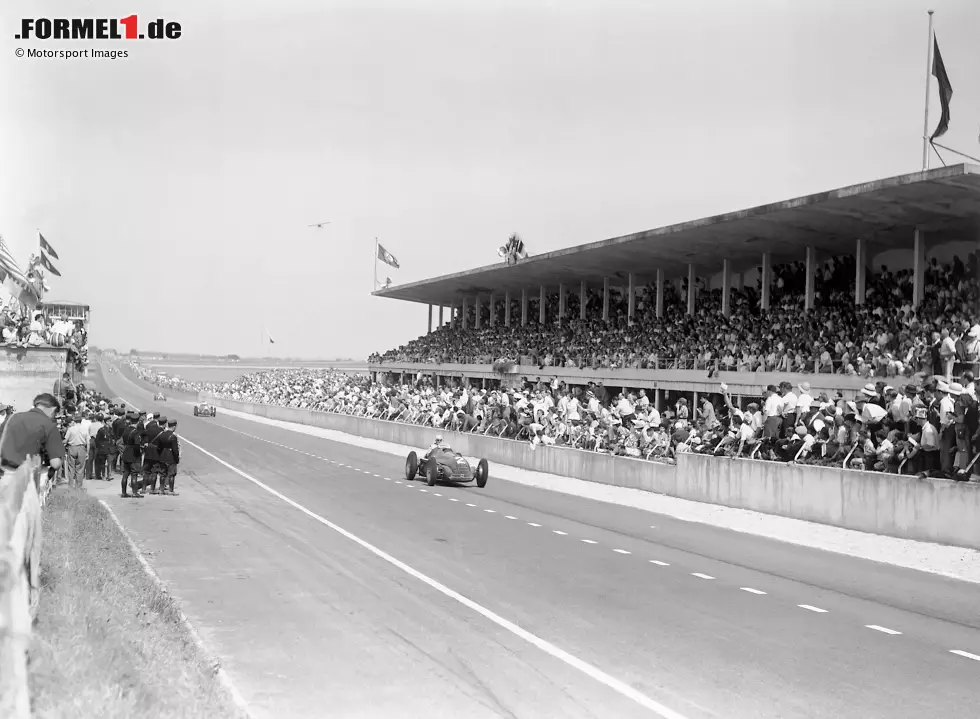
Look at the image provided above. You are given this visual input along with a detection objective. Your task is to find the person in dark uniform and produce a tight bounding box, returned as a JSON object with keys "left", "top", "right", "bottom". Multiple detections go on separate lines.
{"left": 0, "top": 393, "right": 65, "bottom": 475}
{"left": 109, "top": 408, "right": 126, "bottom": 474}
{"left": 94, "top": 415, "right": 115, "bottom": 480}
{"left": 157, "top": 418, "right": 180, "bottom": 495}
{"left": 141, "top": 412, "right": 165, "bottom": 494}
{"left": 120, "top": 413, "right": 144, "bottom": 498}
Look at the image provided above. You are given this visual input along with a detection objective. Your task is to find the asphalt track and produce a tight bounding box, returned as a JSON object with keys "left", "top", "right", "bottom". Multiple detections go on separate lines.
{"left": 90, "top": 366, "right": 980, "bottom": 719}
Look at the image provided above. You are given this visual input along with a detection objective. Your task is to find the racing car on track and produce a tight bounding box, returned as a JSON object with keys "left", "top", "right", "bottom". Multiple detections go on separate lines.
{"left": 153, "top": 392, "right": 166, "bottom": 401}
{"left": 405, "top": 447, "right": 489, "bottom": 488}
{"left": 193, "top": 402, "right": 217, "bottom": 417}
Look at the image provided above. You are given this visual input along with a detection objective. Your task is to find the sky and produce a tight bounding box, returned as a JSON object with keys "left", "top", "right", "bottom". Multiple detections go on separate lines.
{"left": 1, "top": 0, "right": 978, "bottom": 359}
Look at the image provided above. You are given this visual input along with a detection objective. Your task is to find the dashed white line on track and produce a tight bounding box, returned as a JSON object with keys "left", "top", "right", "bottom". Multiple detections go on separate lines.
{"left": 691, "top": 573, "right": 714, "bottom": 580}
{"left": 553, "top": 530, "right": 568, "bottom": 535}
{"left": 176, "top": 435, "right": 692, "bottom": 719}
{"left": 740, "top": 587, "right": 767, "bottom": 595}
{"left": 581, "top": 539, "right": 598, "bottom": 544}
{"left": 798, "top": 605, "right": 828, "bottom": 613}
{"left": 449, "top": 498, "right": 459, "bottom": 502}
{"left": 505, "top": 515, "right": 517, "bottom": 520}
{"left": 466, "top": 503, "right": 477, "bottom": 507}
{"left": 613, "top": 549, "right": 631, "bottom": 555}
{"left": 528, "top": 523, "right": 541, "bottom": 527}
{"left": 866, "top": 625, "right": 901, "bottom": 635}
{"left": 485, "top": 509, "right": 496, "bottom": 513}
{"left": 950, "top": 650, "right": 980, "bottom": 662}
{"left": 419, "top": 489, "right": 428, "bottom": 493}
{"left": 650, "top": 560, "right": 670, "bottom": 566}
{"left": 434, "top": 493, "right": 442, "bottom": 496}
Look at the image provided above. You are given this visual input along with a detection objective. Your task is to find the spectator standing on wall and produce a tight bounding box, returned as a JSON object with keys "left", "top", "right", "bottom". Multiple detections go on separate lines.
{"left": 52, "top": 371, "right": 75, "bottom": 401}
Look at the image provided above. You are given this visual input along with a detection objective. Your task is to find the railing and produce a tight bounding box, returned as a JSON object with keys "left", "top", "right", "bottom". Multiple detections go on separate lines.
{"left": 0, "top": 456, "right": 47, "bottom": 719}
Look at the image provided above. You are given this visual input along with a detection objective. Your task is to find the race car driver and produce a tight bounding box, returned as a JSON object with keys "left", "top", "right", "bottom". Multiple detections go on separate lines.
{"left": 424, "top": 434, "right": 451, "bottom": 460}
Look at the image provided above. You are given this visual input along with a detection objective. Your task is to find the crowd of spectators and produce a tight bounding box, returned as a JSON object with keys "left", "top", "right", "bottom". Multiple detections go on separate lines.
{"left": 0, "top": 302, "right": 90, "bottom": 372}
{"left": 131, "top": 359, "right": 980, "bottom": 481}
{"left": 369, "top": 253, "right": 980, "bottom": 381}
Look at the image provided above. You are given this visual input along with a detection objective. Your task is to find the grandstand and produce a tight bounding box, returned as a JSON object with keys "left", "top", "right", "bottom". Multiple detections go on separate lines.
{"left": 370, "top": 163, "right": 980, "bottom": 400}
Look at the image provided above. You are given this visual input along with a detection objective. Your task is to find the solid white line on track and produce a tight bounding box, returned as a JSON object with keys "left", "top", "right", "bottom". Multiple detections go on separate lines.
{"left": 177, "top": 436, "right": 693, "bottom": 719}
{"left": 650, "top": 560, "right": 670, "bottom": 566}
{"left": 740, "top": 588, "right": 767, "bottom": 595}
{"left": 613, "top": 549, "right": 631, "bottom": 555}
{"left": 553, "top": 530, "right": 568, "bottom": 535}
{"left": 865, "top": 625, "right": 901, "bottom": 635}
{"left": 950, "top": 650, "right": 980, "bottom": 662}
{"left": 691, "top": 573, "right": 714, "bottom": 580}
{"left": 798, "top": 605, "right": 828, "bottom": 613}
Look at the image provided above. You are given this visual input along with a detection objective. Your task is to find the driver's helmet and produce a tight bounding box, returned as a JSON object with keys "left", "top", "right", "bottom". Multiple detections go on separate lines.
{"left": 434, "top": 435, "right": 443, "bottom": 445}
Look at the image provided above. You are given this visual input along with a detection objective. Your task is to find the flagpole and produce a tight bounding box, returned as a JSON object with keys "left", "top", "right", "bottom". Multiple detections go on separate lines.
{"left": 921, "top": 10, "right": 935, "bottom": 171}
{"left": 374, "top": 237, "right": 378, "bottom": 291}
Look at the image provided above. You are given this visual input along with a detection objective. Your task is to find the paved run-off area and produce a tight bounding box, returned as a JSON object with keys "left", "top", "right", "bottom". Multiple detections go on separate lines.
{"left": 90, "top": 367, "right": 980, "bottom": 719}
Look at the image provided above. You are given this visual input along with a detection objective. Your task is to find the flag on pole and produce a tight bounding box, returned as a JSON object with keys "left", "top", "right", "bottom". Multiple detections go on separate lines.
{"left": 377, "top": 244, "right": 400, "bottom": 269}
{"left": 39, "top": 232, "right": 60, "bottom": 260}
{"left": 268, "top": 334, "right": 275, "bottom": 344}
{"left": 39, "top": 251, "right": 61, "bottom": 277}
{"left": 0, "top": 235, "right": 35, "bottom": 304}
{"left": 930, "top": 35, "right": 953, "bottom": 141}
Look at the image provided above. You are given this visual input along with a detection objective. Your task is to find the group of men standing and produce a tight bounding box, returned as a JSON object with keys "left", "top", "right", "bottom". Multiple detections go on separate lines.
{"left": 61, "top": 405, "right": 181, "bottom": 497}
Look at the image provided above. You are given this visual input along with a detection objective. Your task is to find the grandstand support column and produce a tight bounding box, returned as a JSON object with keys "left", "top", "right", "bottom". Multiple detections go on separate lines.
{"left": 539, "top": 286, "right": 546, "bottom": 324}
{"left": 450, "top": 305, "right": 456, "bottom": 330}
{"left": 521, "top": 289, "right": 528, "bottom": 327}
{"left": 602, "top": 278, "right": 610, "bottom": 322}
{"left": 558, "top": 284, "right": 566, "bottom": 324}
{"left": 686, "top": 264, "right": 696, "bottom": 316}
{"left": 438, "top": 305, "right": 444, "bottom": 328}
{"left": 627, "top": 273, "right": 635, "bottom": 322}
{"left": 804, "top": 246, "right": 816, "bottom": 312}
{"left": 913, "top": 229, "right": 926, "bottom": 306}
{"left": 579, "top": 281, "right": 587, "bottom": 320}
{"left": 761, "top": 252, "right": 772, "bottom": 311}
{"left": 855, "top": 239, "right": 867, "bottom": 305}
{"left": 489, "top": 293, "right": 496, "bottom": 328}
{"left": 656, "top": 269, "right": 664, "bottom": 319}
{"left": 428, "top": 304, "right": 433, "bottom": 334}
{"left": 474, "top": 295, "right": 481, "bottom": 330}
{"left": 721, "top": 260, "right": 731, "bottom": 318}
{"left": 461, "top": 297, "right": 468, "bottom": 329}
{"left": 505, "top": 291, "right": 512, "bottom": 327}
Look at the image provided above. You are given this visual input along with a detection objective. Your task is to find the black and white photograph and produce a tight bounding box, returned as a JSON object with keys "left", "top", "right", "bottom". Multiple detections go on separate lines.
{"left": 1, "top": 1, "right": 979, "bottom": 717}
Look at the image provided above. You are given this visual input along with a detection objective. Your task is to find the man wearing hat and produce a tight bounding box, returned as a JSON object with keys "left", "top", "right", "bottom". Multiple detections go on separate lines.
{"left": 158, "top": 419, "right": 180, "bottom": 494}
{"left": 63, "top": 413, "right": 89, "bottom": 488}
{"left": 120, "top": 412, "right": 144, "bottom": 498}
{"left": 0, "top": 393, "right": 65, "bottom": 476}
{"left": 110, "top": 407, "right": 128, "bottom": 474}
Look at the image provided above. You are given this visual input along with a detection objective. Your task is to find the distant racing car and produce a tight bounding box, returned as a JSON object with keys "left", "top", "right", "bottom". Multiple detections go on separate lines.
{"left": 193, "top": 402, "right": 217, "bottom": 417}
{"left": 405, "top": 446, "right": 489, "bottom": 488}
{"left": 153, "top": 392, "right": 166, "bottom": 401}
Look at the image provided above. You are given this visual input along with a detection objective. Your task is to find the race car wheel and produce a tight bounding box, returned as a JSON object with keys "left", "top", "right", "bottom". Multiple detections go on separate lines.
{"left": 426, "top": 464, "right": 438, "bottom": 487}
{"left": 476, "top": 459, "right": 489, "bottom": 488}
{"left": 405, "top": 451, "right": 418, "bottom": 481}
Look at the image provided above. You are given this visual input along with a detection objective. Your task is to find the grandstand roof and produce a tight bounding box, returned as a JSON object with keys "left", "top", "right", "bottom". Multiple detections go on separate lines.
{"left": 374, "top": 163, "right": 980, "bottom": 307}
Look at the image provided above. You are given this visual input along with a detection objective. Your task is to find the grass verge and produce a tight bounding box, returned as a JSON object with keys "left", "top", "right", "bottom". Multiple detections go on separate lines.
{"left": 28, "top": 486, "right": 245, "bottom": 719}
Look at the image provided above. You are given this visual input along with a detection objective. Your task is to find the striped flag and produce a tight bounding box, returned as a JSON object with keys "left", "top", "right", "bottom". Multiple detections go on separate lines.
{"left": 0, "top": 235, "right": 29, "bottom": 287}
{"left": 39, "top": 232, "right": 59, "bottom": 260}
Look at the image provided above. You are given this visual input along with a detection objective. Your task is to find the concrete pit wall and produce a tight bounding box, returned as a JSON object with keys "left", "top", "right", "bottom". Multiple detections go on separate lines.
{"left": 0, "top": 347, "right": 69, "bottom": 412}
{"left": 202, "top": 394, "right": 980, "bottom": 550}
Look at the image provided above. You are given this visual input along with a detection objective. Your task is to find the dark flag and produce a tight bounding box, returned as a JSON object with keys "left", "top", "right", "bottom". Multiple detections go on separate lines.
{"left": 39, "top": 251, "right": 61, "bottom": 277}
{"left": 39, "top": 232, "right": 60, "bottom": 260}
{"left": 930, "top": 35, "right": 953, "bottom": 141}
